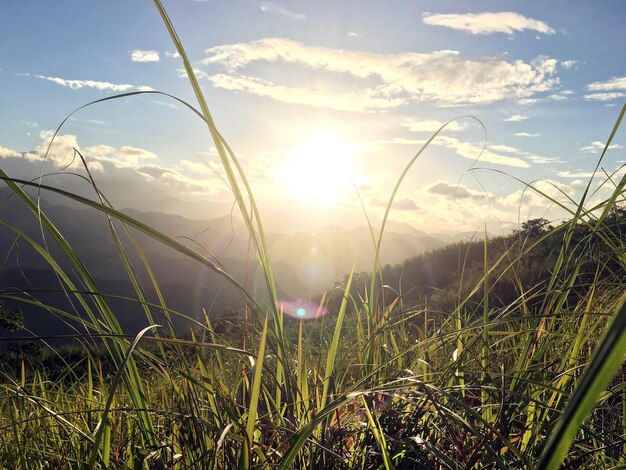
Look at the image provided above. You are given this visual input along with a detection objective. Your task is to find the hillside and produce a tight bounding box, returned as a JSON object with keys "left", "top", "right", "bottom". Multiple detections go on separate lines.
{"left": 333, "top": 211, "right": 626, "bottom": 317}
{"left": 0, "top": 189, "right": 448, "bottom": 338}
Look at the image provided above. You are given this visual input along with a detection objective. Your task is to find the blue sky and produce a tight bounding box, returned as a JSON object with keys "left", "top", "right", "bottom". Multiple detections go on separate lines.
{"left": 1, "top": 0, "right": 625, "bottom": 233}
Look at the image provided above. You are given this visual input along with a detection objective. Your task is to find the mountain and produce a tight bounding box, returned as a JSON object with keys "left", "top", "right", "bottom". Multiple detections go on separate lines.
{"left": 0, "top": 190, "right": 448, "bottom": 337}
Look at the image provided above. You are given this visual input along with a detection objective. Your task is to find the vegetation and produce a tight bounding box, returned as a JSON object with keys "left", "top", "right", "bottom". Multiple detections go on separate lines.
{"left": 1, "top": 2, "right": 626, "bottom": 468}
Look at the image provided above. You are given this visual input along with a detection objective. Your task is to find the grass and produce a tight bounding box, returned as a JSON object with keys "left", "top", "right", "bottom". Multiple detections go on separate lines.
{"left": 1, "top": 1, "right": 626, "bottom": 468}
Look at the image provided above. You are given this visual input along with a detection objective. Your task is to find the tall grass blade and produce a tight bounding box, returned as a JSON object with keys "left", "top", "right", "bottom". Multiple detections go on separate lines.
{"left": 87, "top": 324, "right": 160, "bottom": 468}
{"left": 537, "top": 293, "right": 626, "bottom": 469}
{"left": 241, "top": 312, "right": 269, "bottom": 467}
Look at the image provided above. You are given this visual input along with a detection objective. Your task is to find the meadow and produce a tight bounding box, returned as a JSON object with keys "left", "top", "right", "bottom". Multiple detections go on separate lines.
{"left": 1, "top": 2, "right": 626, "bottom": 468}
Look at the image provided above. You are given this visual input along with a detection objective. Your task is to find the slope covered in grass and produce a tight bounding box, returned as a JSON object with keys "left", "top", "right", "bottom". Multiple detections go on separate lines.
{"left": 1, "top": 1, "right": 626, "bottom": 467}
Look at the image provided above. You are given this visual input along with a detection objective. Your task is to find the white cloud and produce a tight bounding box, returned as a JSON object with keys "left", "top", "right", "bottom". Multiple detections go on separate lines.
{"left": 35, "top": 75, "right": 139, "bottom": 92}
{"left": 543, "top": 89, "right": 574, "bottom": 102}
{"left": 207, "top": 73, "right": 403, "bottom": 112}
{"left": 503, "top": 114, "right": 530, "bottom": 122}
{"left": 588, "top": 76, "right": 626, "bottom": 92}
{"left": 164, "top": 51, "right": 180, "bottom": 58}
{"left": 580, "top": 141, "right": 623, "bottom": 154}
{"left": 131, "top": 49, "right": 160, "bottom": 62}
{"left": 517, "top": 98, "right": 540, "bottom": 106}
{"left": 137, "top": 164, "right": 175, "bottom": 179}
{"left": 560, "top": 60, "right": 578, "bottom": 70}
{"left": 490, "top": 144, "right": 519, "bottom": 153}
{"left": 546, "top": 93, "right": 568, "bottom": 101}
{"left": 584, "top": 92, "right": 626, "bottom": 102}
{"left": 0, "top": 133, "right": 226, "bottom": 200}
{"left": 86, "top": 144, "right": 157, "bottom": 167}
{"left": 422, "top": 11, "right": 555, "bottom": 35}
{"left": 34, "top": 130, "right": 82, "bottom": 168}
{"left": 525, "top": 153, "right": 560, "bottom": 164}
{"left": 584, "top": 76, "right": 626, "bottom": 101}
{"left": 433, "top": 135, "right": 530, "bottom": 168}
{"left": 370, "top": 197, "right": 421, "bottom": 211}
{"left": 372, "top": 137, "right": 424, "bottom": 146}
{"left": 402, "top": 118, "right": 464, "bottom": 133}
{"left": 514, "top": 132, "right": 540, "bottom": 137}
{"left": 557, "top": 170, "right": 595, "bottom": 178}
{"left": 68, "top": 117, "right": 108, "bottom": 126}
{"left": 258, "top": 2, "right": 305, "bottom": 20}
{"left": 200, "top": 38, "right": 560, "bottom": 110}
{"left": 180, "top": 159, "right": 221, "bottom": 178}
{"left": 496, "top": 179, "right": 580, "bottom": 215}
{"left": 427, "top": 181, "right": 489, "bottom": 202}
{"left": 348, "top": 32, "right": 361, "bottom": 38}
{"left": 0, "top": 145, "right": 20, "bottom": 158}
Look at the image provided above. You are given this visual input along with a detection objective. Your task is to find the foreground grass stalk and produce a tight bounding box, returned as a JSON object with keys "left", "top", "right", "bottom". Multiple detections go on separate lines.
{"left": 1, "top": 3, "right": 625, "bottom": 468}
{"left": 482, "top": 225, "right": 491, "bottom": 424}
{"left": 537, "top": 293, "right": 626, "bottom": 469}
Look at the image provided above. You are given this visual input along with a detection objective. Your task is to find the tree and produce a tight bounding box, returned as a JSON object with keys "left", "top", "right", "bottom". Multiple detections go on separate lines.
{"left": 520, "top": 218, "right": 553, "bottom": 238}
{"left": 0, "top": 301, "right": 24, "bottom": 332}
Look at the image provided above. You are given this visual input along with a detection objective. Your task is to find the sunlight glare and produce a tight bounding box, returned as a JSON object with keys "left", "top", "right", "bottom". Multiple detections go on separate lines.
{"left": 279, "top": 132, "right": 364, "bottom": 205}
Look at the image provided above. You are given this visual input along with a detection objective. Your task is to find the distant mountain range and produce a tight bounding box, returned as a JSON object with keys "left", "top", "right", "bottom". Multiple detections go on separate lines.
{"left": 0, "top": 189, "right": 462, "bottom": 337}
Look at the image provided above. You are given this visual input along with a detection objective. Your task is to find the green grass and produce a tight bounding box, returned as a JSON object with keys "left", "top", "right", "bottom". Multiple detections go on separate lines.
{"left": 1, "top": 1, "right": 626, "bottom": 468}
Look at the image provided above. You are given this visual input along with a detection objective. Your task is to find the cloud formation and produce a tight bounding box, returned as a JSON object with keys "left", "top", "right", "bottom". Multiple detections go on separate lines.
{"left": 503, "top": 114, "right": 530, "bottom": 122}
{"left": 258, "top": 2, "right": 305, "bottom": 20}
{"left": 579, "top": 141, "right": 623, "bottom": 154}
{"left": 560, "top": 60, "right": 578, "bottom": 70}
{"left": 584, "top": 75, "right": 626, "bottom": 101}
{"left": 370, "top": 197, "right": 420, "bottom": 211}
{"left": 0, "top": 145, "right": 20, "bottom": 158}
{"left": 206, "top": 73, "right": 402, "bottom": 112}
{"left": 588, "top": 76, "right": 626, "bottom": 92}
{"left": 86, "top": 144, "right": 158, "bottom": 167}
{"left": 1, "top": 131, "right": 227, "bottom": 199}
{"left": 402, "top": 118, "right": 465, "bottom": 133}
{"left": 422, "top": 12, "right": 555, "bottom": 36}
{"left": 432, "top": 135, "right": 531, "bottom": 168}
{"left": 131, "top": 49, "right": 160, "bottom": 62}
{"left": 427, "top": 181, "right": 488, "bottom": 202}
{"left": 200, "top": 38, "right": 559, "bottom": 110}
{"left": 514, "top": 132, "right": 540, "bottom": 137}
{"left": 35, "top": 75, "right": 147, "bottom": 92}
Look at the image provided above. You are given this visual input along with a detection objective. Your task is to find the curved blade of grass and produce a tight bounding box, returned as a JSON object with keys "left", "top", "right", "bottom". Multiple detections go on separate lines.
{"left": 87, "top": 324, "right": 160, "bottom": 468}
{"left": 0, "top": 170, "right": 159, "bottom": 447}
{"left": 320, "top": 265, "right": 355, "bottom": 412}
{"left": 537, "top": 292, "right": 626, "bottom": 469}
{"left": 278, "top": 391, "right": 366, "bottom": 470}
{"left": 152, "top": 0, "right": 279, "bottom": 313}
{"left": 1, "top": 383, "right": 95, "bottom": 444}
{"left": 0, "top": 175, "right": 260, "bottom": 311}
{"left": 151, "top": 3, "right": 301, "bottom": 413}
{"left": 371, "top": 117, "right": 483, "bottom": 288}
{"left": 240, "top": 312, "right": 269, "bottom": 468}
{"left": 362, "top": 395, "right": 396, "bottom": 470}
{"left": 77, "top": 149, "right": 172, "bottom": 337}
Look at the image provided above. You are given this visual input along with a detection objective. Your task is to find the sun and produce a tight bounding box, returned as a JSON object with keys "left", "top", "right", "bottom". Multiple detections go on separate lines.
{"left": 278, "top": 132, "right": 364, "bottom": 206}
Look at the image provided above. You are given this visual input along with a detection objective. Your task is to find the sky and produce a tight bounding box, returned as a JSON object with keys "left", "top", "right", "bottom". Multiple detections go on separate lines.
{"left": 1, "top": 0, "right": 625, "bottom": 235}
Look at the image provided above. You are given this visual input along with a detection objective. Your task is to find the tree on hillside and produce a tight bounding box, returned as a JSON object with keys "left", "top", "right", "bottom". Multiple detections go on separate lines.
{"left": 520, "top": 218, "right": 553, "bottom": 238}
{"left": 0, "top": 301, "right": 23, "bottom": 333}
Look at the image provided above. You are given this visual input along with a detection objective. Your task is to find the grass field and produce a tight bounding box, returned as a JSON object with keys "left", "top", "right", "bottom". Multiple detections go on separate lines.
{"left": 1, "top": 2, "right": 626, "bottom": 468}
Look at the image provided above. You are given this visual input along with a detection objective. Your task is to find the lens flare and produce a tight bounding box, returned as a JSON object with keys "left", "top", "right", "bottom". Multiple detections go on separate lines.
{"left": 281, "top": 299, "right": 326, "bottom": 320}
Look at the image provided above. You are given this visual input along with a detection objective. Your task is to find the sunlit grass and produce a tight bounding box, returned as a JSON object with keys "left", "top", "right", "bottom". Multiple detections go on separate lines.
{"left": 1, "top": 1, "right": 626, "bottom": 468}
